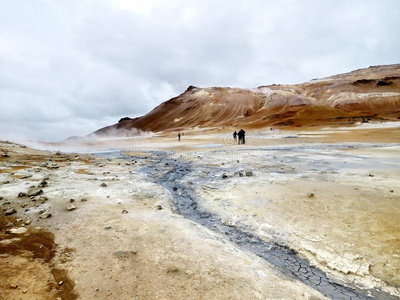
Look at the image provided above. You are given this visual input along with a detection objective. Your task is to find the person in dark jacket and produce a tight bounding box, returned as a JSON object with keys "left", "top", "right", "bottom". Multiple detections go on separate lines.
{"left": 233, "top": 131, "right": 238, "bottom": 144}
{"left": 238, "top": 129, "right": 246, "bottom": 144}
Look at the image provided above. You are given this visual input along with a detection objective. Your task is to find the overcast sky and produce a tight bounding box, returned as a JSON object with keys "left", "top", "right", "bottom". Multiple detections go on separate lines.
{"left": 1, "top": 0, "right": 399, "bottom": 141}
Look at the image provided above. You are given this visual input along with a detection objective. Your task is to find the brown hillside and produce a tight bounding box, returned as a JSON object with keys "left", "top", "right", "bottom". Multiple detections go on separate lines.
{"left": 93, "top": 64, "right": 400, "bottom": 136}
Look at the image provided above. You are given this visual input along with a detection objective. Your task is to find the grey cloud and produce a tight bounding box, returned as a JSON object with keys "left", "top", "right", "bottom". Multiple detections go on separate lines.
{"left": 0, "top": 0, "right": 399, "bottom": 141}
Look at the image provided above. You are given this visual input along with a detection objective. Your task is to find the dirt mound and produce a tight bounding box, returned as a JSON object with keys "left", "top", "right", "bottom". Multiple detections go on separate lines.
{"left": 93, "top": 64, "right": 400, "bottom": 136}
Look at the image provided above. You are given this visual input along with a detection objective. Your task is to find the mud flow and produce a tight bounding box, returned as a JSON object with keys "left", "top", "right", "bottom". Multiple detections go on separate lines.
{"left": 128, "top": 150, "right": 399, "bottom": 300}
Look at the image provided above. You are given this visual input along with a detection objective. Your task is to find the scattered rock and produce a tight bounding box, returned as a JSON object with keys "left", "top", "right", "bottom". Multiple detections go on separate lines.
{"left": 66, "top": 204, "right": 77, "bottom": 211}
{"left": 48, "top": 163, "right": 59, "bottom": 169}
{"left": 38, "top": 180, "right": 48, "bottom": 188}
{"left": 156, "top": 205, "right": 163, "bottom": 210}
{"left": 18, "top": 192, "right": 26, "bottom": 197}
{"left": 369, "top": 173, "right": 374, "bottom": 177}
{"left": 20, "top": 174, "right": 32, "bottom": 179}
{"left": 5, "top": 208, "right": 16, "bottom": 215}
{"left": 25, "top": 220, "right": 31, "bottom": 225}
{"left": 38, "top": 196, "right": 48, "bottom": 202}
{"left": 104, "top": 226, "right": 112, "bottom": 230}
{"left": 390, "top": 190, "right": 394, "bottom": 193}
{"left": 100, "top": 183, "right": 107, "bottom": 187}
{"left": 245, "top": 171, "right": 253, "bottom": 176}
{"left": 69, "top": 199, "right": 75, "bottom": 203}
{"left": 27, "top": 188, "right": 43, "bottom": 197}
{"left": 307, "top": 193, "right": 315, "bottom": 198}
{"left": 221, "top": 173, "right": 228, "bottom": 179}
{"left": 40, "top": 211, "right": 52, "bottom": 219}
{"left": 10, "top": 227, "right": 28, "bottom": 234}
{"left": 121, "top": 209, "right": 129, "bottom": 214}
{"left": 81, "top": 198, "right": 88, "bottom": 202}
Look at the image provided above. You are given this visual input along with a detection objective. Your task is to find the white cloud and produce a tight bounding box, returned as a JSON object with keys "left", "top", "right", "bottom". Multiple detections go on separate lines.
{"left": 0, "top": 0, "right": 399, "bottom": 141}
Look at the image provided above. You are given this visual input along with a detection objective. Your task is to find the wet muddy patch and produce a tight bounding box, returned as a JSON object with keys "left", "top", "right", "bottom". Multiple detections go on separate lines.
{"left": 0, "top": 216, "right": 77, "bottom": 300}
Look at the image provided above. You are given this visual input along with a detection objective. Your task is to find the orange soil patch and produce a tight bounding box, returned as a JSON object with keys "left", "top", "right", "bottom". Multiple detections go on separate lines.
{"left": 0, "top": 217, "right": 77, "bottom": 300}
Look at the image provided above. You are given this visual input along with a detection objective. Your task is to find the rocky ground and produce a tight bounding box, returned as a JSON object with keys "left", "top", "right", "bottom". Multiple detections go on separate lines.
{"left": 1, "top": 123, "right": 399, "bottom": 299}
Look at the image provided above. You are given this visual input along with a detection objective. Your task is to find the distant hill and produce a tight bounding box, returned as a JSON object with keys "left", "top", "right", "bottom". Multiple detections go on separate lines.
{"left": 93, "top": 64, "right": 400, "bottom": 136}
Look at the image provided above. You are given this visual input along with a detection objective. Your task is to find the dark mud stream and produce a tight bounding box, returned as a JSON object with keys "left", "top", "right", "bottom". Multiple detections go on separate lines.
{"left": 124, "top": 150, "right": 398, "bottom": 300}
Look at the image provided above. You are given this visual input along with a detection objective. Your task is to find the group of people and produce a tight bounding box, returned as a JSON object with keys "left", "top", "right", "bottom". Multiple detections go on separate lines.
{"left": 233, "top": 129, "right": 246, "bottom": 144}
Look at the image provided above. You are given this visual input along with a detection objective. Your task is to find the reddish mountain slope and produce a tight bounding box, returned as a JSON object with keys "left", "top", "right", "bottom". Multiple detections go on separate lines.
{"left": 93, "top": 64, "right": 400, "bottom": 136}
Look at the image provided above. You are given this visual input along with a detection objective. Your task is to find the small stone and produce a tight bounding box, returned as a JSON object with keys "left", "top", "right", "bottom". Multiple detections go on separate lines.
{"left": 245, "top": 171, "right": 253, "bottom": 176}
{"left": 221, "top": 173, "right": 228, "bottom": 179}
{"left": 48, "top": 163, "right": 59, "bottom": 169}
{"left": 18, "top": 192, "right": 26, "bottom": 197}
{"left": 121, "top": 209, "right": 128, "bottom": 214}
{"left": 38, "top": 196, "right": 48, "bottom": 202}
{"left": 69, "top": 199, "right": 75, "bottom": 203}
{"left": 38, "top": 180, "right": 48, "bottom": 188}
{"left": 100, "top": 183, "right": 107, "bottom": 187}
{"left": 156, "top": 205, "right": 163, "bottom": 210}
{"left": 10, "top": 284, "right": 18, "bottom": 289}
{"left": 23, "top": 289, "right": 28, "bottom": 293}
{"left": 66, "top": 204, "right": 77, "bottom": 211}
{"left": 58, "top": 281, "right": 63, "bottom": 285}
{"left": 25, "top": 220, "right": 31, "bottom": 225}
{"left": 40, "top": 212, "right": 52, "bottom": 219}
{"left": 104, "top": 226, "right": 112, "bottom": 230}
{"left": 16, "top": 218, "right": 23, "bottom": 222}
{"left": 27, "top": 188, "right": 43, "bottom": 197}
{"left": 5, "top": 208, "right": 16, "bottom": 215}
{"left": 10, "top": 227, "right": 28, "bottom": 234}
{"left": 369, "top": 173, "right": 374, "bottom": 177}
{"left": 390, "top": 190, "right": 394, "bottom": 193}
{"left": 81, "top": 198, "right": 88, "bottom": 202}
{"left": 307, "top": 193, "right": 315, "bottom": 198}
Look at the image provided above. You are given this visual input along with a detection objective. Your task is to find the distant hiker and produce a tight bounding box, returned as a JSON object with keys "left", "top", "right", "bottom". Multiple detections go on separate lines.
{"left": 237, "top": 129, "right": 243, "bottom": 144}
{"left": 238, "top": 129, "right": 246, "bottom": 144}
{"left": 178, "top": 133, "right": 181, "bottom": 141}
{"left": 233, "top": 131, "right": 237, "bottom": 144}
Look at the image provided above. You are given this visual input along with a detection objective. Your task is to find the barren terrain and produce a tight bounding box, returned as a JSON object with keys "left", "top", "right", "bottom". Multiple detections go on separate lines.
{"left": 1, "top": 122, "right": 400, "bottom": 299}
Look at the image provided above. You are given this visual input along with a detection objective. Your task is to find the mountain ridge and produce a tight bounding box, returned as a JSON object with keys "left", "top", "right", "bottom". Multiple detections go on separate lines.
{"left": 93, "top": 64, "right": 400, "bottom": 136}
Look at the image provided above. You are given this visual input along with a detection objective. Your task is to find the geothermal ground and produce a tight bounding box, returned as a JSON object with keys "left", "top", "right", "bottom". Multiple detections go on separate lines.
{"left": 1, "top": 123, "right": 400, "bottom": 299}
